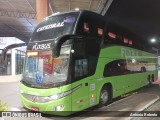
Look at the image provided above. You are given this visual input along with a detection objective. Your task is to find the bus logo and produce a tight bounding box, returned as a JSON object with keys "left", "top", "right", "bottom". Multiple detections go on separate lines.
{"left": 32, "top": 43, "right": 51, "bottom": 50}
{"left": 36, "top": 74, "right": 42, "bottom": 84}
{"left": 36, "top": 22, "right": 64, "bottom": 32}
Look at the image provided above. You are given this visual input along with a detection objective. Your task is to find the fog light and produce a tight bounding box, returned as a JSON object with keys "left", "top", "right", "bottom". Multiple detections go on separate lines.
{"left": 20, "top": 90, "right": 24, "bottom": 93}
{"left": 55, "top": 105, "right": 64, "bottom": 111}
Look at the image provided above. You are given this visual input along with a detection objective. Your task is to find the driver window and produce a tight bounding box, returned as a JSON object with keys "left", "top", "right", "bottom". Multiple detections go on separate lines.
{"left": 75, "top": 59, "right": 88, "bottom": 78}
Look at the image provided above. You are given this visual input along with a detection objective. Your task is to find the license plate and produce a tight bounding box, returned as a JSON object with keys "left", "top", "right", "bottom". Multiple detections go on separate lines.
{"left": 31, "top": 106, "right": 39, "bottom": 111}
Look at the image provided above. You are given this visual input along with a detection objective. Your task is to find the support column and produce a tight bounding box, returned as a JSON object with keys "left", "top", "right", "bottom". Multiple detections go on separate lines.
{"left": 11, "top": 49, "right": 16, "bottom": 75}
{"left": 36, "top": 0, "right": 49, "bottom": 24}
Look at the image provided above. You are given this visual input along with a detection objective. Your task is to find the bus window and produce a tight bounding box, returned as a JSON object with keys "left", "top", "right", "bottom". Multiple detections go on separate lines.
{"left": 124, "top": 38, "right": 129, "bottom": 44}
{"left": 98, "top": 28, "right": 103, "bottom": 36}
{"left": 72, "top": 37, "right": 100, "bottom": 81}
{"left": 30, "top": 12, "right": 79, "bottom": 42}
{"left": 103, "top": 32, "right": 117, "bottom": 45}
{"left": 108, "top": 32, "right": 116, "bottom": 39}
{"left": 103, "top": 59, "right": 148, "bottom": 77}
{"left": 75, "top": 59, "right": 88, "bottom": 78}
{"left": 73, "top": 39, "right": 86, "bottom": 57}
{"left": 84, "top": 22, "right": 90, "bottom": 33}
{"left": 129, "top": 40, "right": 132, "bottom": 45}
{"left": 76, "top": 12, "right": 105, "bottom": 39}
{"left": 103, "top": 60, "right": 131, "bottom": 77}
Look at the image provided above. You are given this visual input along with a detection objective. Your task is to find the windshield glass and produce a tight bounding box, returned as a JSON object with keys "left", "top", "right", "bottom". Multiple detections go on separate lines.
{"left": 22, "top": 45, "right": 71, "bottom": 88}
{"left": 30, "top": 12, "right": 79, "bottom": 42}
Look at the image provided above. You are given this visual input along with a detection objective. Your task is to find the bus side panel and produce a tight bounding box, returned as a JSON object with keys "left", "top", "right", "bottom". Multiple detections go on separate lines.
{"left": 95, "top": 58, "right": 125, "bottom": 102}
{"left": 96, "top": 46, "right": 158, "bottom": 101}
{"left": 123, "top": 73, "right": 146, "bottom": 94}
{"left": 71, "top": 78, "right": 90, "bottom": 111}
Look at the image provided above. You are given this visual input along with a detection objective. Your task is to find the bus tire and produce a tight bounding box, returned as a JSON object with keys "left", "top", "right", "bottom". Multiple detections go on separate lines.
{"left": 152, "top": 74, "right": 154, "bottom": 82}
{"left": 99, "top": 86, "right": 111, "bottom": 107}
{"left": 147, "top": 75, "right": 152, "bottom": 87}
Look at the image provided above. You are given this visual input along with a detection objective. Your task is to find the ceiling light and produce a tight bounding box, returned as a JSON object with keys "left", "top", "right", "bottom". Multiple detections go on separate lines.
{"left": 75, "top": 8, "right": 79, "bottom": 11}
{"left": 151, "top": 38, "right": 156, "bottom": 43}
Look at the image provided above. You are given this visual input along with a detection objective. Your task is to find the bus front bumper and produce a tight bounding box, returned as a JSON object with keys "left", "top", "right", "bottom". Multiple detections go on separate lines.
{"left": 20, "top": 94, "right": 72, "bottom": 116}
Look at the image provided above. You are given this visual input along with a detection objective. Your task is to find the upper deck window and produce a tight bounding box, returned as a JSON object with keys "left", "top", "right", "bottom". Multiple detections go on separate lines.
{"left": 124, "top": 38, "right": 129, "bottom": 44}
{"left": 108, "top": 32, "right": 116, "bottom": 39}
{"left": 84, "top": 22, "right": 90, "bottom": 33}
{"left": 129, "top": 40, "right": 133, "bottom": 45}
{"left": 98, "top": 28, "right": 103, "bottom": 36}
{"left": 76, "top": 12, "right": 105, "bottom": 39}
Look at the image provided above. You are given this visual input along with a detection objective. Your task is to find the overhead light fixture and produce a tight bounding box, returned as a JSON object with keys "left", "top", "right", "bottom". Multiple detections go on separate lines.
{"left": 75, "top": 8, "right": 79, "bottom": 11}
{"left": 52, "top": 12, "right": 60, "bottom": 15}
{"left": 45, "top": 17, "right": 49, "bottom": 21}
{"left": 151, "top": 38, "right": 156, "bottom": 43}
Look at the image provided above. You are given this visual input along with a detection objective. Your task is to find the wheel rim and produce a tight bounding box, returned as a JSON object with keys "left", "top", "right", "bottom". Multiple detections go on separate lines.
{"left": 147, "top": 77, "right": 152, "bottom": 87}
{"left": 100, "top": 90, "right": 108, "bottom": 105}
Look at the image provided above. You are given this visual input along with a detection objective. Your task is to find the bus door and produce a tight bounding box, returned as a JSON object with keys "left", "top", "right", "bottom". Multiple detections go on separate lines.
{"left": 70, "top": 38, "right": 90, "bottom": 111}
{"left": 71, "top": 58, "right": 98, "bottom": 111}
{"left": 71, "top": 58, "right": 90, "bottom": 111}
{"left": 70, "top": 36, "right": 100, "bottom": 111}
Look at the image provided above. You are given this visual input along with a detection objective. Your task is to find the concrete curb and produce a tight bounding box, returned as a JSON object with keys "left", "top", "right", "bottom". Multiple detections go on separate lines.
{"left": 138, "top": 94, "right": 159, "bottom": 111}
{"left": 130, "top": 94, "right": 160, "bottom": 120}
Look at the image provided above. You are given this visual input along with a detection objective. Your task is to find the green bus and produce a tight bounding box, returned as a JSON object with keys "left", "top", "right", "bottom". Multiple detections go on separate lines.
{"left": 19, "top": 10, "right": 157, "bottom": 115}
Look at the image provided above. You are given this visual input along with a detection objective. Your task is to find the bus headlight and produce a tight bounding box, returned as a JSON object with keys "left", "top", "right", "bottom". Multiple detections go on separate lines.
{"left": 50, "top": 94, "right": 60, "bottom": 100}
{"left": 50, "top": 90, "right": 72, "bottom": 100}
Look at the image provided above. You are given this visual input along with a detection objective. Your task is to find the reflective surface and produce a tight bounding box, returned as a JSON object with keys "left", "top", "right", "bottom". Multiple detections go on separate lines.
{"left": 22, "top": 45, "right": 71, "bottom": 88}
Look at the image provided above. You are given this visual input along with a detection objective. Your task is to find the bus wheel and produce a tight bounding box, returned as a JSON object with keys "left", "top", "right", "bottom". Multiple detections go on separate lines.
{"left": 152, "top": 75, "right": 154, "bottom": 82}
{"left": 99, "top": 86, "right": 111, "bottom": 107}
{"left": 147, "top": 76, "right": 152, "bottom": 87}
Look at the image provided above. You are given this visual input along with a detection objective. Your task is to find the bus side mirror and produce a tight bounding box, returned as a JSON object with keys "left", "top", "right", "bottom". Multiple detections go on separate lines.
{"left": 52, "top": 34, "right": 83, "bottom": 57}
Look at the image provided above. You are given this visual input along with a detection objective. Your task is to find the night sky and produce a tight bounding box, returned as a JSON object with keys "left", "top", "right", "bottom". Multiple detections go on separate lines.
{"left": 105, "top": 0, "right": 160, "bottom": 46}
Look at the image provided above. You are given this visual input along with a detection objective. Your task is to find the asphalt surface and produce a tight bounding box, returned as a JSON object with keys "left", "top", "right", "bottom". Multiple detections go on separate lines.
{"left": 0, "top": 81, "right": 160, "bottom": 120}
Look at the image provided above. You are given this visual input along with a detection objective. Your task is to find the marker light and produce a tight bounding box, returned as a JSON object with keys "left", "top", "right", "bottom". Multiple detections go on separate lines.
{"left": 20, "top": 90, "right": 24, "bottom": 93}
{"left": 132, "top": 59, "right": 136, "bottom": 63}
{"left": 27, "top": 51, "right": 38, "bottom": 56}
{"left": 91, "top": 94, "right": 94, "bottom": 98}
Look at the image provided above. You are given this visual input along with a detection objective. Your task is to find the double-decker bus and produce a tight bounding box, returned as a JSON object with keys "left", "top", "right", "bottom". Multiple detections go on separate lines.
{"left": 14, "top": 10, "right": 157, "bottom": 115}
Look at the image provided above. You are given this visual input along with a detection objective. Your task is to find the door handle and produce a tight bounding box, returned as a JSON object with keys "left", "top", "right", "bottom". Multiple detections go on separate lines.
{"left": 85, "top": 83, "right": 88, "bottom": 86}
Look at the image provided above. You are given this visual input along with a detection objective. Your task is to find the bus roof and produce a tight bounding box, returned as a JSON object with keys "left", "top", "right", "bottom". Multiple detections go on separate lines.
{"left": 41, "top": 10, "right": 104, "bottom": 22}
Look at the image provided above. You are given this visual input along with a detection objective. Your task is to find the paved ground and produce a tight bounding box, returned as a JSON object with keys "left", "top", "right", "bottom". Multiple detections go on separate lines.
{"left": 0, "top": 81, "right": 160, "bottom": 120}
{"left": 0, "top": 82, "right": 23, "bottom": 111}
{"left": 132, "top": 99, "right": 160, "bottom": 120}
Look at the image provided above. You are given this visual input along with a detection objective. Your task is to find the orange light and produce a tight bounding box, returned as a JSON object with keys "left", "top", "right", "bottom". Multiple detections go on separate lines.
{"left": 80, "top": 100, "right": 83, "bottom": 102}
{"left": 91, "top": 94, "right": 94, "bottom": 98}
{"left": 27, "top": 51, "right": 38, "bottom": 56}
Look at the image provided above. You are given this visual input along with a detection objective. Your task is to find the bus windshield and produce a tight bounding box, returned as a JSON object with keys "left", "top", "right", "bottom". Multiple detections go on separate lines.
{"left": 22, "top": 45, "right": 71, "bottom": 88}
{"left": 30, "top": 12, "right": 79, "bottom": 42}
